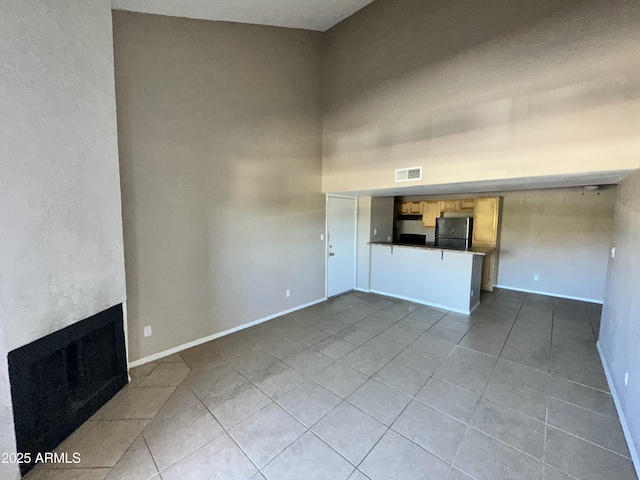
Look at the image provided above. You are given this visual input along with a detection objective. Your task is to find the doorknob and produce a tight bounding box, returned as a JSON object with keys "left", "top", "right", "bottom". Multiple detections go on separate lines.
{"left": 329, "top": 252, "right": 336, "bottom": 256}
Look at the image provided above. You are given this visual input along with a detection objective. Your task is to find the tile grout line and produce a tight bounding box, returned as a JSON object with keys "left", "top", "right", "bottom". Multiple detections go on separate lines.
{"left": 548, "top": 394, "right": 621, "bottom": 420}
{"left": 544, "top": 424, "right": 634, "bottom": 460}
{"left": 495, "top": 300, "right": 525, "bottom": 359}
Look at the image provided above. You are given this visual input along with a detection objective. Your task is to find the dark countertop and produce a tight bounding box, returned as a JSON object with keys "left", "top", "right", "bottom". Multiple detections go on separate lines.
{"left": 369, "top": 242, "right": 496, "bottom": 256}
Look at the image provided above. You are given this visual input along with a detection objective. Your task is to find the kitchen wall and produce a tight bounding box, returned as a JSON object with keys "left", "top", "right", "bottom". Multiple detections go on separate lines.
{"left": 497, "top": 187, "right": 614, "bottom": 302}
{"left": 113, "top": 12, "right": 325, "bottom": 362}
{"left": 356, "top": 196, "right": 401, "bottom": 291}
{"left": 599, "top": 169, "right": 640, "bottom": 470}
{"left": 401, "top": 186, "right": 616, "bottom": 302}
{"left": 370, "top": 197, "right": 395, "bottom": 243}
{"left": 0, "top": 1, "right": 125, "bottom": 473}
{"left": 356, "top": 197, "right": 372, "bottom": 291}
{"left": 322, "top": 0, "right": 640, "bottom": 193}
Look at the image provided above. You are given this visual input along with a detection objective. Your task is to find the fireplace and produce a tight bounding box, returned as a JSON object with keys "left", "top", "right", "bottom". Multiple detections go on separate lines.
{"left": 8, "top": 305, "right": 128, "bottom": 474}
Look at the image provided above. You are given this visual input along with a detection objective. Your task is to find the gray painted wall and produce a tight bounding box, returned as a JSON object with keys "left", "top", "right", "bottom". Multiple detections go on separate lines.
{"left": 370, "top": 197, "right": 395, "bottom": 243}
{"left": 322, "top": 0, "right": 640, "bottom": 193}
{"left": 497, "top": 187, "right": 615, "bottom": 302}
{"left": 113, "top": 12, "right": 326, "bottom": 362}
{"left": 0, "top": 1, "right": 125, "bottom": 472}
{"left": 599, "top": 169, "right": 640, "bottom": 467}
{"left": 402, "top": 187, "right": 615, "bottom": 302}
{"left": 356, "top": 197, "right": 372, "bottom": 290}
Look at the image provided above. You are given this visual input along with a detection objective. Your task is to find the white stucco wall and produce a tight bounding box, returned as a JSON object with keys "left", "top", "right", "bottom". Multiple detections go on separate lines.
{"left": 0, "top": 0, "right": 126, "bottom": 352}
{"left": 0, "top": 325, "right": 18, "bottom": 480}
{"left": 0, "top": 2, "right": 125, "bottom": 474}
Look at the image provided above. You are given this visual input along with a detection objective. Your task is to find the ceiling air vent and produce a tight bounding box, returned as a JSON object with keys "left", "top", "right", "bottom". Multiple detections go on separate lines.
{"left": 395, "top": 166, "right": 422, "bottom": 182}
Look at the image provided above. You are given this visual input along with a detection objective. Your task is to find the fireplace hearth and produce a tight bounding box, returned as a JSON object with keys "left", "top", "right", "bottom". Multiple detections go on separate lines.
{"left": 8, "top": 305, "right": 128, "bottom": 475}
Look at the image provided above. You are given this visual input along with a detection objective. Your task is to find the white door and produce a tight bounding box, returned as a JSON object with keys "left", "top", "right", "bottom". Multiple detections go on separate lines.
{"left": 327, "top": 196, "right": 356, "bottom": 297}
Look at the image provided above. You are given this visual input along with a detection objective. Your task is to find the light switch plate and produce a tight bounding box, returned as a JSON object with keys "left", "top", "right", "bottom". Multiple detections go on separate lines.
{"left": 144, "top": 326, "right": 152, "bottom": 337}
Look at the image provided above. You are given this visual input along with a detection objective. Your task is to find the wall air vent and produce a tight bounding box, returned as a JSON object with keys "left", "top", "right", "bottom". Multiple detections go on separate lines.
{"left": 395, "top": 166, "right": 422, "bottom": 182}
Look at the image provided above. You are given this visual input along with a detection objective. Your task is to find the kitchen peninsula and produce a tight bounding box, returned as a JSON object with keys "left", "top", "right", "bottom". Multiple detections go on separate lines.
{"left": 368, "top": 242, "right": 495, "bottom": 314}
{"left": 366, "top": 196, "right": 501, "bottom": 314}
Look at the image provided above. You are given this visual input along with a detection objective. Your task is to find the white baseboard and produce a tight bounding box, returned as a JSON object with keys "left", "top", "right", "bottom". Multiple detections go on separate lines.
{"left": 369, "top": 289, "right": 472, "bottom": 315}
{"left": 469, "top": 301, "right": 480, "bottom": 314}
{"left": 355, "top": 287, "right": 371, "bottom": 293}
{"left": 494, "top": 284, "right": 603, "bottom": 305}
{"left": 128, "top": 297, "right": 327, "bottom": 368}
{"left": 596, "top": 341, "right": 640, "bottom": 477}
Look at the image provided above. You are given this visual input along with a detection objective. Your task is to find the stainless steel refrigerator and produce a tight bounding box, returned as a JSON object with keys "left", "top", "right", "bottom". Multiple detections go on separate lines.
{"left": 435, "top": 217, "right": 473, "bottom": 250}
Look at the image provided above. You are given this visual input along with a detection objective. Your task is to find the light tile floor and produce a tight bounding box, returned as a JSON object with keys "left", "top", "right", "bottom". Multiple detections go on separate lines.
{"left": 25, "top": 289, "right": 638, "bottom": 480}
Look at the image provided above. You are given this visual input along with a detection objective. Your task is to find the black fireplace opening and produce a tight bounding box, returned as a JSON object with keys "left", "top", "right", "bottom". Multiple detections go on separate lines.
{"left": 8, "top": 304, "right": 128, "bottom": 475}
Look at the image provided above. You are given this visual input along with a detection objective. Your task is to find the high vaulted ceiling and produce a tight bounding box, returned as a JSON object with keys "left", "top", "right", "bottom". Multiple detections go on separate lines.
{"left": 111, "top": 0, "right": 375, "bottom": 31}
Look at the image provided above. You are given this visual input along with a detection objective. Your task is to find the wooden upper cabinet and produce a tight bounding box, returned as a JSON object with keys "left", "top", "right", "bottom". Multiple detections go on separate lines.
{"left": 398, "top": 201, "right": 422, "bottom": 214}
{"left": 438, "top": 200, "right": 459, "bottom": 213}
{"left": 409, "top": 202, "right": 422, "bottom": 214}
{"left": 473, "top": 197, "right": 500, "bottom": 246}
{"left": 458, "top": 199, "right": 475, "bottom": 211}
{"left": 437, "top": 199, "right": 474, "bottom": 212}
{"left": 421, "top": 201, "right": 440, "bottom": 228}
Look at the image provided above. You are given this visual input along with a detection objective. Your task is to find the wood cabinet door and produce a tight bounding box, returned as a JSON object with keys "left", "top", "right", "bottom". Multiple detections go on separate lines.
{"left": 459, "top": 199, "right": 475, "bottom": 211}
{"left": 399, "top": 202, "right": 410, "bottom": 215}
{"left": 473, "top": 197, "right": 500, "bottom": 246}
{"left": 409, "top": 202, "right": 422, "bottom": 214}
{"left": 421, "top": 201, "right": 440, "bottom": 228}
{"left": 438, "top": 200, "right": 459, "bottom": 212}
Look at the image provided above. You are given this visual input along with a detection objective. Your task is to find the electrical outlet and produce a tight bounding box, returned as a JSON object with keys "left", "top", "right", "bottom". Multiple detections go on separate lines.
{"left": 320, "top": 233, "right": 324, "bottom": 241}
{"left": 387, "top": 236, "right": 392, "bottom": 241}
{"left": 285, "top": 289, "right": 291, "bottom": 297}
{"left": 611, "top": 247, "right": 616, "bottom": 259}
{"left": 534, "top": 275, "right": 539, "bottom": 281}
{"left": 471, "top": 289, "right": 474, "bottom": 297}
{"left": 625, "top": 372, "right": 629, "bottom": 386}
{"left": 374, "top": 228, "right": 377, "bottom": 235}
{"left": 144, "top": 326, "right": 152, "bottom": 337}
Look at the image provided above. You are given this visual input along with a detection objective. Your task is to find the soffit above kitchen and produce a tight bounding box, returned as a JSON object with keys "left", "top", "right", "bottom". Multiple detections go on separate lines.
{"left": 111, "top": 0, "right": 375, "bottom": 31}
{"left": 335, "top": 170, "right": 634, "bottom": 197}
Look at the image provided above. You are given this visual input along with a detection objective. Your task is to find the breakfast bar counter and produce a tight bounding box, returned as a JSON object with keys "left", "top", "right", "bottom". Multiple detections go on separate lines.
{"left": 368, "top": 242, "right": 489, "bottom": 314}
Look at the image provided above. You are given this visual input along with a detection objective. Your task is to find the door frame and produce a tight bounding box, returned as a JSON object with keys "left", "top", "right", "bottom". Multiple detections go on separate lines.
{"left": 325, "top": 194, "right": 358, "bottom": 299}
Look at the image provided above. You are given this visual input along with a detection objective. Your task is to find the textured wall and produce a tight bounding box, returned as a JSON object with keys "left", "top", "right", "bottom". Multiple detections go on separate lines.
{"left": 0, "top": 1, "right": 123, "bottom": 475}
{"left": 322, "top": 0, "right": 640, "bottom": 193}
{"left": 0, "top": 0, "right": 126, "bottom": 352}
{"left": 0, "top": 325, "right": 18, "bottom": 480}
{"left": 599, "top": 169, "right": 640, "bottom": 467}
{"left": 113, "top": 12, "right": 326, "bottom": 362}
